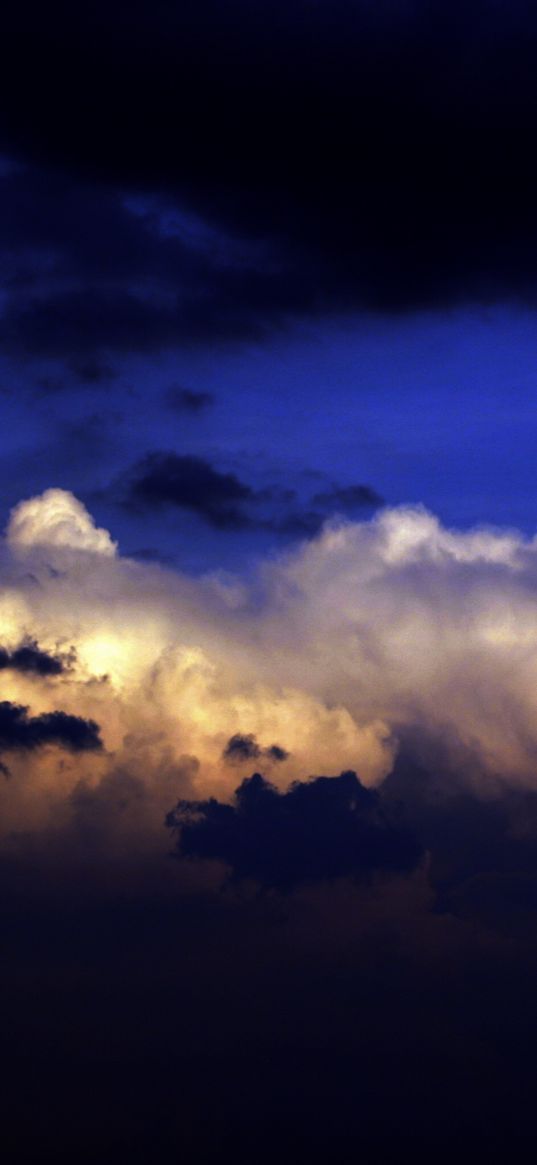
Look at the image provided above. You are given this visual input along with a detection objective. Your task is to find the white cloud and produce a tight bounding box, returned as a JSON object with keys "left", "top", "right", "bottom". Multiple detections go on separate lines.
{"left": 6, "top": 488, "right": 117, "bottom": 558}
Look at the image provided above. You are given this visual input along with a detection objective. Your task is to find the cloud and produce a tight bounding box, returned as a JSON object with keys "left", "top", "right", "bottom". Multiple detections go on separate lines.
{"left": 7, "top": 488, "right": 117, "bottom": 557}
{"left": 8, "top": 489, "right": 537, "bottom": 847}
{"left": 0, "top": 639, "right": 66, "bottom": 676}
{"left": 223, "top": 733, "right": 289, "bottom": 764}
{"left": 264, "top": 743, "right": 289, "bottom": 763}
{"left": 167, "top": 769, "right": 423, "bottom": 889}
{"left": 119, "top": 450, "right": 382, "bottom": 538}
{"left": 222, "top": 733, "right": 261, "bottom": 762}
{"left": 0, "top": 700, "right": 102, "bottom": 752}
{"left": 124, "top": 452, "right": 255, "bottom": 530}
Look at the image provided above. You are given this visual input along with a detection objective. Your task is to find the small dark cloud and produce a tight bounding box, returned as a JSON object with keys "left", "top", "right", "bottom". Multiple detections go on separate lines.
{"left": 223, "top": 733, "right": 261, "bottom": 762}
{"left": 0, "top": 639, "right": 66, "bottom": 676}
{"left": 117, "top": 450, "right": 382, "bottom": 540}
{"left": 167, "top": 769, "right": 422, "bottom": 889}
{"left": 313, "top": 483, "right": 385, "bottom": 511}
{"left": 0, "top": 701, "right": 102, "bottom": 753}
{"left": 124, "top": 452, "right": 255, "bottom": 530}
{"left": 164, "top": 386, "right": 214, "bottom": 413}
{"left": 223, "top": 734, "right": 289, "bottom": 764}
{"left": 264, "top": 744, "right": 289, "bottom": 763}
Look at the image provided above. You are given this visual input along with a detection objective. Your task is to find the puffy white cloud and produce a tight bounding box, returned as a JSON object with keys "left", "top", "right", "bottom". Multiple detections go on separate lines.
{"left": 6, "top": 488, "right": 117, "bottom": 558}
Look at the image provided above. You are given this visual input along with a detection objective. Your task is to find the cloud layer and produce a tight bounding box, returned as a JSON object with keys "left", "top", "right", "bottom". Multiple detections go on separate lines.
{"left": 3, "top": 487, "right": 537, "bottom": 849}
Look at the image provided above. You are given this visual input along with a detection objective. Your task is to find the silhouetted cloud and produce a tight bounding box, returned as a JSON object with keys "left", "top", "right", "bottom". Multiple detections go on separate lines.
{"left": 223, "top": 734, "right": 290, "bottom": 764}
{"left": 0, "top": 639, "right": 66, "bottom": 676}
{"left": 264, "top": 744, "right": 289, "bottom": 763}
{"left": 167, "top": 770, "right": 422, "bottom": 888}
{"left": 119, "top": 451, "right": 385, "bottom": 538}
{"left": 0, "top": 701, "right": 102, "bottom": 752}
{"left": 223, "top": 733, "right": 261, "bottom": 762}
{"left": 125, "top": 452, "right": 255, "bottom": 530}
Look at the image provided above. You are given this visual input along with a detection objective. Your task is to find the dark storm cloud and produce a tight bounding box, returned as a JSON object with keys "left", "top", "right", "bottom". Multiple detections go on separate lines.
{"left": 167, "top": 769, "right": 422, "bottom": 888}
{"left": 223, "top": 733, "right": 289, "bottom": 764}
{"left": 0, "top": 701, "right": 102, "bottom": 752}
{"left": 0, "top": 639, "right": 65, "bottom": 676}
{"left": 164, "top": 387, "right": 214, "bottom": 414}
{"left": 3, "top": 1, "right": 537, "bottom": 329}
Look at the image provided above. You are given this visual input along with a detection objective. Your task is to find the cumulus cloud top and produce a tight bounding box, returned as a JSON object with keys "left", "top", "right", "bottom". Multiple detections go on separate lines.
{"left": 6, "top": 488, "right": 117, "bottom": 558}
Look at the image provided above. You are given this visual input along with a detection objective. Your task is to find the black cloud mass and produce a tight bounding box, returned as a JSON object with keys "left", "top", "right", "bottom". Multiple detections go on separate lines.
{"left": 0, "top": 640, "right": 65, "bottom": 676}
{"left": 125, "top": 452, "right": 256, "bottom": 530}
{"left": 0, "top": 701, "right": 102, "bottom": 753}
{"left": 167, "top": 769, "right": 423, "bottom": 888}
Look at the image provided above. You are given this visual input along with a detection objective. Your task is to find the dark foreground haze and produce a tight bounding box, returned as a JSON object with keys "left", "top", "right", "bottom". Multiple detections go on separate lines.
{"left": 4, "top": 742, "right": 537, "bottom": 1163}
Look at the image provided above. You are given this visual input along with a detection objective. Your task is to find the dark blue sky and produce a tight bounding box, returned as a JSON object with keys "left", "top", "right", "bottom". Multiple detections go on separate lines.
{"left": 2, "top": 295, "right": 537, "bottom": 571}
{"left": 2, "top": 1, "right": 537, "bottom": 571}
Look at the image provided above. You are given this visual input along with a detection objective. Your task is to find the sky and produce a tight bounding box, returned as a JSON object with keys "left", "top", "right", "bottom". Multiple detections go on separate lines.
{"left": 4, "top": 3, "right": 537, "bottom": 1162}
